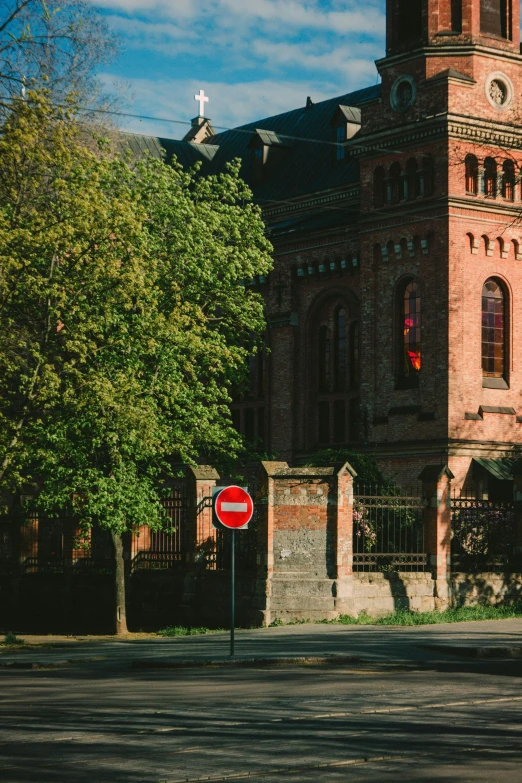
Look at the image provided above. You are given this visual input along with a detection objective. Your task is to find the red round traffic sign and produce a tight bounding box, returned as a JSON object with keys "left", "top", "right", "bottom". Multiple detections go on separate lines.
{"left": 214, "top": 485, "right": 253, "bottom": 529}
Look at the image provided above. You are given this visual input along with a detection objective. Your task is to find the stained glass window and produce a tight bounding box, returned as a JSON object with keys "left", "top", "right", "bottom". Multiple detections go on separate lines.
{"left": 318, "top": 325, "right": 330, "bottom": 391}
{"left": 333, "top": 400, "right": 345, "bottom": 443}
{"left": 402, "top": 282, "right": 421, "bottom": 375}
{"left": 465, "top": 155, "right": 478, "bottom": 194}
{"left": 350, "top": 321, "right": 359, "bottom": 389}
{"left": 318, "top": 401, "right": 330, "bottom": 443}
{"left": 335, "top": 308, "right": 346, "bottom": 390}
{"left": 482, "top": 280, "right": 505, "bottom": 378}
{"left": 502, "top": 160, "right": 515, "bottom": 201}
{"left": 484, "top": 158, "right": 497, "bottom": 197}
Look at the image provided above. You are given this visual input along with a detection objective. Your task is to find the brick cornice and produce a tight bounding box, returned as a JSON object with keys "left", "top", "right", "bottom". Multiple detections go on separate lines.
{"left": 376, "top": 43, "right": 522, "bottom": 71}
{"left": 262, "top": 186, "right": 358, "bottom": 221}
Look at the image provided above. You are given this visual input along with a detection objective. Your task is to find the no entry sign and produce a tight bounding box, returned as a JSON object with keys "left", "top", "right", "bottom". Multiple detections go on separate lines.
{"left": 213, "top": 485, "right": 253, "bottom": 529}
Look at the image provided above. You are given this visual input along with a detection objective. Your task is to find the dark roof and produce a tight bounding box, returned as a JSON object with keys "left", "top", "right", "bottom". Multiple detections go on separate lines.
{"left": 206, "top": 84, "right": 381, "bottom": 204}
{"left": 118, "top": 83, "right": 381, "bottom": 215}
{"left": 114, "top": 132, "right": 218, "bottom": 167}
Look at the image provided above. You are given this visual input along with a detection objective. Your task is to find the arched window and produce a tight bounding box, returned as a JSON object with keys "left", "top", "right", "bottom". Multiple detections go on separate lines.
{"left": 401, "top": 281, "right": 421, "bottom": 380}
{"left": 484, "top": 158, "right": 497, "bottom": 197}
{"left": 318, "top": 401, "right": 330, "bottom": 443}
{"left": 373, "top": 166, "right": 386, "bottom": 207}
{"left": 313, "top": 298, "right": 358, "bottom": 447}
{"left": 465, "top": 155, "right": 478, "bottom": 195}
{"left": 398, "top": 0, "right": 422, "bottom": 41}
{"left": 450, "top": 0, "right": 462, "bottom": 32}
{"left": 349, "top": 321, "right": 359, "bottom": 389}
{"left": 419, "top": 156, "right": 434, "bottom": 196}
{"left": 335, "top": 308, "right": 347, "bottom": 390}
{"left": 502, "top": 160, "right": 515, "bottom": 201}
{"left": 482, "top": 279, "right": 506, "bottom": 379}
{"left": 405, "top": 158, "right": 417, "bottom": 200}
{"left": 318, "top": 325, "right": 330, "bottom": 391}
{"left": 480, "top": 0, "right": 509, "bottom": 39}
{"left": 389, "top": 162, "right": 401, "bottom": 204}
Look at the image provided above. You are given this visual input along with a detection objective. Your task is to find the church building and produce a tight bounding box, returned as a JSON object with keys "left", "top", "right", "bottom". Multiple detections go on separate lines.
{"left": 130, "top": 0, "right": 522, "bottom": 494}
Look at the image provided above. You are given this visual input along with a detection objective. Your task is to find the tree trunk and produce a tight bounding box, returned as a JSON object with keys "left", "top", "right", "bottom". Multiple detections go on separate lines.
{"left": 111, "top": 531, "right": 128, "bottom": 635}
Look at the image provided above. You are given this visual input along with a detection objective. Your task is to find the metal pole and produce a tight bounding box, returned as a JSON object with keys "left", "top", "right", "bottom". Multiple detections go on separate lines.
{"left": 230, "top": 529, "right": 235, "bottom": 657}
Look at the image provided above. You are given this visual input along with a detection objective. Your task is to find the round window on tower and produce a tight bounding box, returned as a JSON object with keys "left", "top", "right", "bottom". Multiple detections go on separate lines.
{"left": 485, "top": 72, "right": 514, "bottom": 111}
{"left": 390, "top": 75, "right": 416, "bottom": 113}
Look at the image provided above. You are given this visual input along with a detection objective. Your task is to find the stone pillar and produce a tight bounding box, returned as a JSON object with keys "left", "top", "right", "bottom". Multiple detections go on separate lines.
{"left": 512, "top": 460, "right": 522, "bottom": 558}
{"left": 333, "top": 462, "right": 357, "bottom": 616}
{"left": 419, "top": 465, "right": 454, "bottom": 609}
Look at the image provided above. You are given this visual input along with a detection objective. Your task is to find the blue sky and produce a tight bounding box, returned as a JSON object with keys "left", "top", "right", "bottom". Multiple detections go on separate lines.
{"left": 89, "top": 0, "right": 385, "bottom": 138}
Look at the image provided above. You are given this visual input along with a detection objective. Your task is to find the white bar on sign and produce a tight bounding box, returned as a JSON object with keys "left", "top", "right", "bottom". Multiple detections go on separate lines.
{"left": 221, "top": 502, "right": 248, "bottom": 512}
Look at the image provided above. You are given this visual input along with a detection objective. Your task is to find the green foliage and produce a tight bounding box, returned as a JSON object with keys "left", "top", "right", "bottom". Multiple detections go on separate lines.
{"left": 157, "top": 626, "right": 226, "bottom": 637}
{"left": 3, "top": 632, "right": 24, "bottom": 646}
{"left": 0, "top": 93, "right": 273, "bottom": 535}
{"left": 332, "top": 603, "right": 522, "bottom": 626}
{"left": 304, "top": 449, "right": 386, "bottom": 485}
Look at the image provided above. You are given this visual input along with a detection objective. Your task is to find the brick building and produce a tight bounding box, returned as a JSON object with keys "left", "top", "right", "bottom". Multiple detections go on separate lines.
{"left": 127, "top": 0, "right": 522, "bottom": 494}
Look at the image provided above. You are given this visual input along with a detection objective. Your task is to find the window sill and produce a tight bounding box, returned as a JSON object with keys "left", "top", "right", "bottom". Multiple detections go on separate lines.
{"left": 482, "top": 377, "right": 509, "bottom": 389}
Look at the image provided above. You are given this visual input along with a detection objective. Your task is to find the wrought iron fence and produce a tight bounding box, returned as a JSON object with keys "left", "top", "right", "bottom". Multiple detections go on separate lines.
{"left": 353, "top": 484, "right": 428, "bottom": 572}
{"left": 451, "top": 489, "right": 518, "bottom": 572}
{"left": 130, "top": 486, "right": 187, "bottom": 571}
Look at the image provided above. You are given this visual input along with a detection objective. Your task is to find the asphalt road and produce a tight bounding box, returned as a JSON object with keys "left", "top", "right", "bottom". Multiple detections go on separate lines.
{"left": 1, "top": 621, "right": 522, "bottom": 782}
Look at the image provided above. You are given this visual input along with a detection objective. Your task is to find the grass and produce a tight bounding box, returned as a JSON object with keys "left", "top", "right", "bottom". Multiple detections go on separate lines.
{"left": 157, "top": 625, "right": 226, "bottom": 637}
{"left": 2, "top": 632, "right": 24, "bottom": 646}
{"left": 331, "top": 603, "right": 522, "bottom": 626}
{"left": 156, "top": 603, "right": 522, "bottom": 636}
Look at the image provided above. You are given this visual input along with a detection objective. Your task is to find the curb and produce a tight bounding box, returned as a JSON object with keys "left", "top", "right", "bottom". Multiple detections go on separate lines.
{"left": 131, "top": 654, "right": 362, "bottom": 669}
{"left": 420, "top": 645, "right": 522, "bottom": 659}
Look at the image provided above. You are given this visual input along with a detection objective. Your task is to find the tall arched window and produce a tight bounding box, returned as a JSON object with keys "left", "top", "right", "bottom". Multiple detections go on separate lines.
{"left": 313, "top": 298, "right": 359, "bottom": 447}
{"left": 349, "top": 321, "right": 359, "bottom": 389}
{"left": 419, "top": 156, "right": 434, "bottom": 196}
{"left": 482, "top": 279, "right": 506, "bottom": 380}
{"left": 465, "top": 155, "right": 478, "bottom": 195}
{"left": 405, "top": 158, "right": 417, "bottom": 200}
{"left": 398, "top": 0, "right": 422, "bottom": 41}
{"left": 318, "top": 325, "right": 330, "bottom": 391}
{"left": 335, "top": 308, "right": 347, "bottom": 390}
{"left": 502, "top": 160, "right": 515, "bottom": 201}
{"left": 484, "top": 157, "right": 497, "bottom": 197}
{"left": 389, "top": 162, "right": 401, "bottom": 204}
{"left": 373, "top": 166, "right": 385, "bottom": 207}
{"left": 481, "top": 0, "right": 509, "bottom": 39}
{"left": 401, "top": 281, "right": 421, "bottom": 380}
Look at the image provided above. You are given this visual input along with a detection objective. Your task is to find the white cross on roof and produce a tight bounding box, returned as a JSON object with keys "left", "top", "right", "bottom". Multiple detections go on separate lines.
{"left": 194, "top": 89, "right": 209, "bottom": 117}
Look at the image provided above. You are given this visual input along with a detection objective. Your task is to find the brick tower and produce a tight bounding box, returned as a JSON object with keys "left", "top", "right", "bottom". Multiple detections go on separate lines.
{"left": 356, "top": 0, "right": 522, "bottom": 491}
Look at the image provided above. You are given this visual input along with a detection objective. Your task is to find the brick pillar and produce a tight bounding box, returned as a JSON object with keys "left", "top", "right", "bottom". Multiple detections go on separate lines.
{"left": 419, "top": 465, "right": 454, "bottom": 609}
{"left": 512, "top": 460, "right": 522, "bottom": 558}
{"left": 257, "top": 461, "right": 288, "bottom": 626}
{"left": 333, "top": 462, "right": 357, "bottom": 616}
{"left": 185, "top": 466, "right": 220, "bottom": 558}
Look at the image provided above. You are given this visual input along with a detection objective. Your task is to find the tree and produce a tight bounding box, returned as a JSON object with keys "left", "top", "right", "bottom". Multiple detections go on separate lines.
{"left": 0, "top": 1, "right": 116, "bottom": 108}
{"left": 0, "top": 94, "right": 273, "bottom": 633}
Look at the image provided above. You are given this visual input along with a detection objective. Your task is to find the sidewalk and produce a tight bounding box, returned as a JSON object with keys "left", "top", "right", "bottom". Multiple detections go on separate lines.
{"left": 1, "top": 618, "right": 521, "bottom": 668}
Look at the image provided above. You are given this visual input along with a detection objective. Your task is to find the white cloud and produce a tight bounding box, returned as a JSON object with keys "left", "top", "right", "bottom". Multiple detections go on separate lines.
{"left": 92, "top": 0, "right": 384, "bottom": 36}
{"left": 100, "top": 73, "right": 354, "bottom": 135}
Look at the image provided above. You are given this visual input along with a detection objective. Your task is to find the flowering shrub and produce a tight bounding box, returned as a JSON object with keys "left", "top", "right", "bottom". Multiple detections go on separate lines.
{"left": 353, "top": 503, "right": 377, "bottom": 552}
{"left": 451, "top": 502, "right": 514, "bottom": 558}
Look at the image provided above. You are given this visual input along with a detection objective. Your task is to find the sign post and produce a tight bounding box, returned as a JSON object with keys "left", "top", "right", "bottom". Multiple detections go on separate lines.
{"left": 212, "top": 485, "right": 254, "bottom": 657}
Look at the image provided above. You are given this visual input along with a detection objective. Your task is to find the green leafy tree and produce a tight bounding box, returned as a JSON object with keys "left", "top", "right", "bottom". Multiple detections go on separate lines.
{"left": 0, "top": 94, "right": 273, "bottom": 633}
